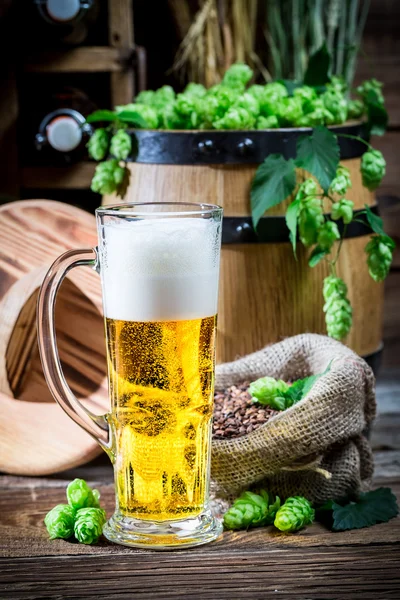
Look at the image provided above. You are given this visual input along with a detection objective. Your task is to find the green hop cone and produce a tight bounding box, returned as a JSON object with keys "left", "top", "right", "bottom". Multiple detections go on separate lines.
{"left": 296, "top": 107, "right": 334, "bottom": 127}
{"left": 67, "top": 478, "right": 101, "bottom": 510}
{"left": 277, "top": 96, "right": 304, "bottom": 126}
{"left": 74, "top": 507, "right": 106, "bottom": 545}
{"left": 347, "top": 99, "right": 364, "bottom": 119}
{"left": 274, "top": 496, "right": 315, "bottom": 532}
{"left": 44, "top": 504, "right": 75, "bottom": 540}
{"left": 91, "top": 159, "right": 126, "bottom": 195}
{"left": 357, "top": 78, "right": 384, "bottom": 105}
{"left": 91, "top": 160, "right": 117, "bottom": 194}
{"left": 317, "top": 221, "right": 340, "bottom": 251}
{"left": 183, "top": 82, "right": 207, "bottom": 99}
{"left": 361, "top": 149, "right": 386, "bottom": 191}
{"left": 323, "top": 275, "right": 353, "bottom": 340}
{"left": 235, "top": 92, "right": 260, "bottom": 118}
{"left": 116, "top": 103, "right": 159, "bottom": 129}
{"left": 321, "top": 90, "right": 348, "bottom": 124}
{"left": 365, "top": 234, "right": 395, "bottom": 282}
{"left": 297, "top": 178, "right": 318, "bottom": 200}
{"left": 329, "top": 165, "right": 352, "bottom": 196}
{"left": 152, "top": 85, "right": 175, "bottom": 110}
{"left": 87, "top": 128, "right": 109, "bottom": 161}
{"left": 249, "top": 376, "right": 289, "bottom": 410}
{"left": 298, "top": 196, "right": 324, "bottom": 247}
{"left": 222, "top": 63, "right": 253, "bottom": 90}
{"left": 110, "top": 129, "right": 132, "bottom": 160}
{"left": 326, "top": 76, "right": 348, "bottom": 94}
{"left": 293, "top": 85, "right": 317, "bottom": 105}
{"left": 256, "top": 115, "right": 279, "bottom": 129}
{"left": 135, "top": 89, "right": 155, "bottom": 105}
{"left": 331, "top": 199, "right": 354, "bottom": 224}
{"left": 214, "top": 106, "right": 255, "bottom": 130}
{"left": 223, "top": 491, "right": 280, "bottom": 530}
{"left": 247, "top": 84, "right": 265, "bottom": 101}
{"left": 259, "top": 82, "right": 288, "bottom": 117}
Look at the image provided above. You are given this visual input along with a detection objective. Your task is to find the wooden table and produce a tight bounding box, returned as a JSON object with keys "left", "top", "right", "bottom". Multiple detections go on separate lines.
{"left": 1, "top": 258, "right": 400, "bottom": 599}
{"left": 1, "top": 364, "right": 400, "bottom": 599}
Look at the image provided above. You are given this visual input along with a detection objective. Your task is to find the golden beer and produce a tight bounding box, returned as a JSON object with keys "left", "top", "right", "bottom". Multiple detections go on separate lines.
{"left": 106, "top": 315, "right": 216, "bottom": 521}
{"left": 38, "top": 204, "right": 223, "bottom": 547}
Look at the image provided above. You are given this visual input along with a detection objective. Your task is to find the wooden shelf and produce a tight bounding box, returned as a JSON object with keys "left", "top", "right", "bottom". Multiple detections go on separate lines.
{"left": 24, "top": 47, "right": 128, "bottom": 73}
{"left": 21, "top": 163, "right": 96, "bottom": 189}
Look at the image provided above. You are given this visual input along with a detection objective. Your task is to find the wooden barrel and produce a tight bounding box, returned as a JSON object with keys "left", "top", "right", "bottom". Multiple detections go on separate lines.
{"left": 102, "top": 124, "right": 383, "bottom": 368}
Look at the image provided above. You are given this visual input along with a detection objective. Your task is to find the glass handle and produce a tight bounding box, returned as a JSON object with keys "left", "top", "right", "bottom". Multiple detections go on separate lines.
{"left": 37, "top": 248, "right": 110, "bottom": 450}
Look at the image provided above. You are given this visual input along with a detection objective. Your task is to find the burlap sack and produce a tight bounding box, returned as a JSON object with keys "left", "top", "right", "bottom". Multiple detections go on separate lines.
{"left": 211, "top": 334, "right": 376, "bottom": 504}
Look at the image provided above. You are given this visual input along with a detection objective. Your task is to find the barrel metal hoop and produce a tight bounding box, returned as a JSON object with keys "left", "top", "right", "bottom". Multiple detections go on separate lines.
{"left": 222, "top": 206, "right": 379, "bottom": 245}
{"left": 129, "top": 123, "right": 369, "bottom": 165}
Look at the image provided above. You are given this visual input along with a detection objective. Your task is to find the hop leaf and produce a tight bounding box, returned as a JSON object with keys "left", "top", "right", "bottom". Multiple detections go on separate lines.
{"left": 274, "top": 496, "right": 315, "bottom": 532}
{"left": 87, "top": 128, "right": 109, "bottom": 161}
{"left": 44, "top": 504, "right": 75, "bottom": 540}
{"left": 331, "top": 199, "right": 354, "bottom": 224}
{"left": 361, "top": 149, "right": 386, "bottom": 191}
{"left": 223, "top": 491, "right": 281, "bottom": 530}
{"left": 365, "top": 234, "right": 395, "bottom": 282}
{"left": 317, "top": 221, "right": 340, "bottom": 251}
{"left": 116, "top": 103, "right": 158, "bottom": 129}
{"left": 66, "top": 478, "right": 101, "bottom": 510}
{"left": 329, "top": 165, "right": 352, "bottom": 196}
{"left": 249, "top": 377, "right": 289, "bottom": 410}
{"left": 110, "top": 129, "right": 132, "bottom": 160}
{"left": 74, "top": 507, "right": 106, "bottom": 545}
{"left": 329, "top": 488, "right": 399, "bottom": 531}
{"left": 323, "top": 275, "right": 353, "bottom": 340}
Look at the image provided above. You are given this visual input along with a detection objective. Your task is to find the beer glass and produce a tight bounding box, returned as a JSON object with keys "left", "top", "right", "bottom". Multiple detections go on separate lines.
{"left": 37, "top": 202, "right": 223, "bottom": 549}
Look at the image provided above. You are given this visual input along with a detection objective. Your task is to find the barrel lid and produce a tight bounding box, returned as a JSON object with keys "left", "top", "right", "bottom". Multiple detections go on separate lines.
{"left": 47, "top": 116, "right": 83, "bottom": 152}
{"left": 46, "top": 0, "right": 81, "bottom": 22}
{"left": 127, "top": 122, "right": 369, "bottom": 166}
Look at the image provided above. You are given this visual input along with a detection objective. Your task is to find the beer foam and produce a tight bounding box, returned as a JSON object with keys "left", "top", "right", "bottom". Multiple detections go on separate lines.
{"left": 98, "top": 217, "right": 221, "bottom": 321}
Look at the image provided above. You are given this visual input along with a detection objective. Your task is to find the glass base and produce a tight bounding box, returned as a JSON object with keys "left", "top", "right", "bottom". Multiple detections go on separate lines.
{"left": 103, "top": 508, "right": 223, "bottom": 550}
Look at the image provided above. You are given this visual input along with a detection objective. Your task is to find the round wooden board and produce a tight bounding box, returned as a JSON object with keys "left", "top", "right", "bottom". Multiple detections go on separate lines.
{"left": 0, "top": 200, "right": 110, "bottom": 475}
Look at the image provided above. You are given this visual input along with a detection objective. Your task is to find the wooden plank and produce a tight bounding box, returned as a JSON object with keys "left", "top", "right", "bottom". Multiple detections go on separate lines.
{"left": 1, "top": 545, "right": 400, "bottom": 599}
{"left": 108, "top": 0, "right": 135, "bottom": 106}
{"left": 21, "top": 163, "right": 95, "bottom": 189}
{"left": 0, "top": 476, "right": 399, "bottom": 558}
{"left": 24, "top": 47, "right": 124, "bottom": 73}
